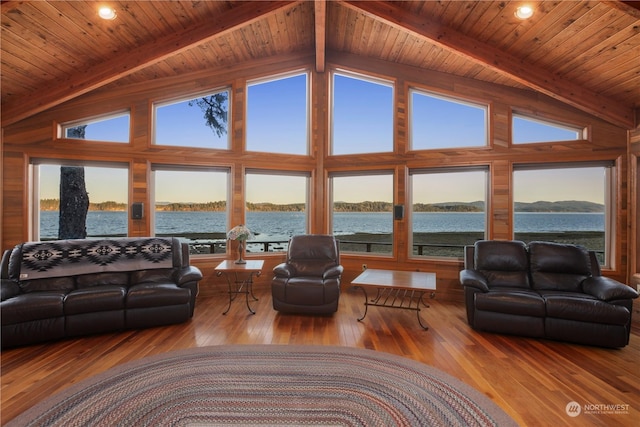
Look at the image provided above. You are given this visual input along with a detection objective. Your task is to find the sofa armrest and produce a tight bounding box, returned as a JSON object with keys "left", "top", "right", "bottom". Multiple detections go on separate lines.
{"left": 1, "top": 279, "right": 21, "bottom": 301}
{"left": 323, "top": 265, "right": 344, "bottom": 279}
{"left": 175, "top": 266, "right": 203, "bottom": 286}
{"left": 459, "top": 269, "right": 489, "bottom": 292}
{"left": 582, "top": 276, "right": 639, "bottom": 301}
{"left": 273, "top": 263, "right": 296, "bottom": 278}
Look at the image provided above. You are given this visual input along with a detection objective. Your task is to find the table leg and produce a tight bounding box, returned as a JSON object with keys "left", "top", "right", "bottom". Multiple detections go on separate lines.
{"left": 217, "top": 271, "right": 259, "bottom": 315}
{"left": 354, "top": 285, "right": 369, "bottom": 322}
{"left": 415, "top": 291, "right": 428, "bottom": 330}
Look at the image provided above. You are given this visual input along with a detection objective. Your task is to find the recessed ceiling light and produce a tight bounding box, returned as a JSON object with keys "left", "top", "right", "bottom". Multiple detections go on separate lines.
{"left": 515, "top": 5, "right": 534, "bottom": 20}
{"left": 98, "top": 6, "right": 117, "bottom": 20}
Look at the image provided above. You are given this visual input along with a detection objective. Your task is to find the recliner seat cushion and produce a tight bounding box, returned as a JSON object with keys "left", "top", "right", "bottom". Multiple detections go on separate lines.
{"left": 126, "top": 283, "right": 190, "bottom": 309}
{"left": 1, "top": 292, "right": 65, "bottom": 324}
{"left": 64, "top": 286, "right": 127, "bottom": 315}
{"left": 541, "top": 292, "right": 630, "bottom": 325}
{"left": 474, "top": 289, "right": 545, "bottom": 317}
{"left": 278, "top": 277, "right": 338, "bottom": 306}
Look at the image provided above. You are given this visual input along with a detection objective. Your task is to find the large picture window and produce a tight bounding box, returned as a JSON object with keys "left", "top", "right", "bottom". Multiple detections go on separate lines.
{"left": 35, "top": 163, "right": 129, "bottom": 240}
{"left": 247, "top": 72, "right": 308, "bottom": 155}
{"left": 410, "top": 89, "right": 487, "bottom": 150}
{"left": 331, "top": 71, "right": 394, "bottom": 155}
{"left": 153, "top": 166, "right": 230, "bottom": 255}
{"left": 154, "top": 89, "right": 230, "bottom": 149}
{"left": 410, "top": 167, "right": 488, "bottom": 258}
{"left": 245, "top": 171, "right": 309, "bottom": 253}
{"left": 513, "top": 164, "right": 612, "bottom": 265}
{"left": 330, "top": 172, "right": 394, "bottom": 255}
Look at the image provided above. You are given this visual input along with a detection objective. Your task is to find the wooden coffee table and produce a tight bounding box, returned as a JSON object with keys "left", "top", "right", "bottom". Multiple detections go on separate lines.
{"left": 351, "top": 269, "right": 436, "bottom": 330}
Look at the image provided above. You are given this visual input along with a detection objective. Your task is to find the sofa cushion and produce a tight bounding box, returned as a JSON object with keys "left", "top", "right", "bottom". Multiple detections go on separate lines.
{"left": 130, "top": 268, "right": 175, "bottom": 284}
{"left": 76, "top": 272, "right": 129, "bottom": 288}
{"left": 274, "top": 277, "right": 335, "bottom": 306}
{"left": 64, "top": 286, "right": 127, "bottom": 315}
{"left": 529, "top": 241, "right": 591, "bottom": 292}
{"left": 474, "top": 240, "right": 530, "bottom": 289}
{"left": 541, "top": 292, "right": 630, "bottom": 325}
{"left": 474, "top": 289, "right": 545, "bottom": 317}
{"left": 1, "top": 292, "right": 65, "bottom": 324}
{"left": 126, "top": 283, "right": 190, "bottom": 309}
{"left": 19, "top": 276, "right": 75, "bottom": 293}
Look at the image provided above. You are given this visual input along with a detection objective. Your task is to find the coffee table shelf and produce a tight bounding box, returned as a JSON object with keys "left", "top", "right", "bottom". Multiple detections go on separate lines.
{"left": 351, "top": 269, "right": 436, "bottom": 330}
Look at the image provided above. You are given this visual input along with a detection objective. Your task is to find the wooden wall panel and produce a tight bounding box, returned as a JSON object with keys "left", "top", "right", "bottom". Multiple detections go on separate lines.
{"left": 1, "top": 51, "right": 631, "bottom": 303}
{"left": 1, "top": 151, "right": 28, "bottom": 248}
{"left": 629, "top": 127, "right": 640, "bottom": 282}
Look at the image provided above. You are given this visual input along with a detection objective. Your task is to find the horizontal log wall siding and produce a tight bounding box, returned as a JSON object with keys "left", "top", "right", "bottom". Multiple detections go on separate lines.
{"left": 1, "top": 51, "right": 633, "bottom": 301}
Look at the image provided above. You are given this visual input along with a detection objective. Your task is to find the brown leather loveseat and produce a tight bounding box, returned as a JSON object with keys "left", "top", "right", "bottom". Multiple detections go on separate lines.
{"left": 460, "top": 240, "right": 638, "bottom": 348}
{"left": 1, "top": 237, "right": 202, "bottom": 348}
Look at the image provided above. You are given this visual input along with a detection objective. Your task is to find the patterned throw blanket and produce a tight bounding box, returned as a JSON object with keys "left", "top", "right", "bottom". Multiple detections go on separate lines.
{"left": 17, "top": 238, "right": 175, "bottom": 280}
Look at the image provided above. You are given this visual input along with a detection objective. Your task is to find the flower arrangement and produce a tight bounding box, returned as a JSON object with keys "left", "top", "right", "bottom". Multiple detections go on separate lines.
{"left": 227, "top": 224, "right": 253, "bottom": 241}
{"left": 227, "top": 225, "right": 253, "bottom": 264}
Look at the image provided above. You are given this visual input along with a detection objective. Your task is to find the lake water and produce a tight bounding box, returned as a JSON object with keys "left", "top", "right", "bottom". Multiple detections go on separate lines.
{"left": 39, "top": 211, "right": 605, "bottom": 241}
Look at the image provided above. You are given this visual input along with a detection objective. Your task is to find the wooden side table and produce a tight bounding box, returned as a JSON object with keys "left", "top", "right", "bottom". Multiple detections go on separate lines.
{"left": 214, "top": 260, "right": 264, "bottom": 315}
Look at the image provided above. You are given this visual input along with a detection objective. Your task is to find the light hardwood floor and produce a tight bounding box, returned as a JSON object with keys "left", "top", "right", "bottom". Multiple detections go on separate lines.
{"left": 2, "top": 285, "right": 639, "bottom": 426}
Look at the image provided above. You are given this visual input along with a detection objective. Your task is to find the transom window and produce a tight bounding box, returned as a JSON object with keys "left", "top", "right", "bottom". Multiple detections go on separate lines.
{"left": 154, "top": 89, "right": 230, "bottom": 149}
{"left": 246, "top": 72, "right": 308, "bottom": 155}
{"left": 410, "top": 89, "right": 487, "bottom": 150}
{"left": 331, "top": 71, "right": 394, "bottom": 155}
{"left": 512, "top": 113, "right": 583, "bottom": 144}
{"left": 60, "top": 112, "right": 130, "bottom": 143}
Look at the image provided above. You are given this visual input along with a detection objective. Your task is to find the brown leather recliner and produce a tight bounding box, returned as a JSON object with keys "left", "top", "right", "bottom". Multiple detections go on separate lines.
{"left": 271, "top": 235, "right": 343, "bottom": 314}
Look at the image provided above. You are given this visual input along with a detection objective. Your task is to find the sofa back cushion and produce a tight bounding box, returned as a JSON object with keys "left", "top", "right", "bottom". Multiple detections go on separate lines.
{"left": 474, "top": 240, "right": 530, "bottom": 289}
{"left": 76, "top": 272, "right": 130, "bottom": 288}
{"left": 529, "top": 241, "right": 592, "bottom": 292}
{"left": 18, "top": 276, "right": 75, "bottom": 293}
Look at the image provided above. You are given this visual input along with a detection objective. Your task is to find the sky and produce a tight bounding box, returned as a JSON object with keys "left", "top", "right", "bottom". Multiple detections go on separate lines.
{"left": 41, "top": 72, "right": 604, "bottom": 205}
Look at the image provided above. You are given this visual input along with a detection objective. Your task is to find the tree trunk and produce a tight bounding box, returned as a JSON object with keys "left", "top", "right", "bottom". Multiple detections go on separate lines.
{"left": 58, "top": 166, "right": 89, "bottom": 239}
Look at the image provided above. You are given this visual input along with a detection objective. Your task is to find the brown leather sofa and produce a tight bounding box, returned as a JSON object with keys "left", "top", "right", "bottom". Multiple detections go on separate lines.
{"left": 1, "top": 237, "right": 202, "bottom": 348}
{"left": 460, "top": 240, "right": 638, "bottom": 348}
{"left": 271, "top": 234, "right": 343, "bottom": 314}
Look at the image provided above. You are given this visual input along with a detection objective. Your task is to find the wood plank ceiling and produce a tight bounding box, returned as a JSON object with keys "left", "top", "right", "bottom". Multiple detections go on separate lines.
{"left": 1, "top": 1, "right": 639, "bottom": 129}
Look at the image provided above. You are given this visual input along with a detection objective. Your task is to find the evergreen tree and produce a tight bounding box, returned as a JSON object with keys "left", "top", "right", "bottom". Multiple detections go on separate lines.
{"left": 188, "top": 93, "right": 228, "bottom": 137}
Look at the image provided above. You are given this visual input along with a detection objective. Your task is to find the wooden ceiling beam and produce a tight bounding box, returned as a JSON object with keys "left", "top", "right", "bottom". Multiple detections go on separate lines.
{"left": 1, "top": 1, "right": 299, "bottom": 128}
{"left": 342, "top": 1, "right": 635, "bottom": 129}
{"left": 314, "top": 0, "right": 327, "bottom": 73}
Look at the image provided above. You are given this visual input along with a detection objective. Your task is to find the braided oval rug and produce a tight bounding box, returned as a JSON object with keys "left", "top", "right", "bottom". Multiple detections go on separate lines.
{"left": 9, "top": 345, "right": 517, "bottom": 427}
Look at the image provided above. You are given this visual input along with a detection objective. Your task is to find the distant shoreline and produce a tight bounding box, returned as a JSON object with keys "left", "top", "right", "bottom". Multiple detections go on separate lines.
{"left": 39, "top": 199, "right": 604, "bottom": 213}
